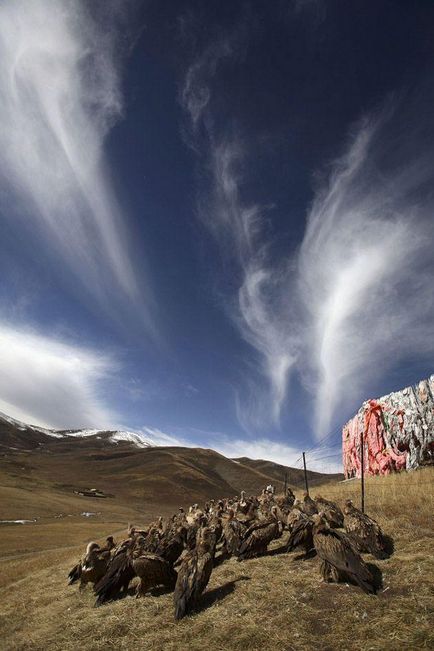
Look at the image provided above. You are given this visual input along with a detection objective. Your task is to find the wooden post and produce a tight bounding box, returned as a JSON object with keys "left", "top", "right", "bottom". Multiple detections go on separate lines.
{"left": 302, "top": 452, "right": 309, "bottom": 495}
{"left": 284, "top": 471, "right": 288, "bottom": 495}
{"left": 360, "top": 428, "right": 365, "bottom": 514}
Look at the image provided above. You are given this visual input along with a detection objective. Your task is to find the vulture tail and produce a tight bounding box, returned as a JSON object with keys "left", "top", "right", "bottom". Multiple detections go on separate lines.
{"left": 68, "top": 563, "right": 81, "bottom": 585}
{"left": 351, "top": 571, "right": 377, "bottom": 595}
{"left": 174, "top": 597, "right": 188, "bottom": 620}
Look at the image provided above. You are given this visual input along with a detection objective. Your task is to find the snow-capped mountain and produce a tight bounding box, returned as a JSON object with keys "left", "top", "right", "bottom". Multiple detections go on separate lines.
{"left": 0, "top": 411, "right": 156, "bottom": 449}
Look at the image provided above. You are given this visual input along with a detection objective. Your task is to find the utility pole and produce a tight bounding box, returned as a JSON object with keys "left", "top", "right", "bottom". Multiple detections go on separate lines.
{"left": 302, "top": 452, "right": 309, "bottom": 495}
{"left": 360, "top": 428, "right": 365, "bottom": 514}
{"left": 283, "top": 471, "right": 288, "bottom": 495}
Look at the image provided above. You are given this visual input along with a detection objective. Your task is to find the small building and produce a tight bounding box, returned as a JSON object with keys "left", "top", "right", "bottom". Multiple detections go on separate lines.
{"left": 342, "top": 375, "right": 434, "bottom": 478}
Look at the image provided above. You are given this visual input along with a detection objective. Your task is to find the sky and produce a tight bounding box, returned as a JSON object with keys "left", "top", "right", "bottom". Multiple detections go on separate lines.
{"left": 0, "top": 0, "right": 434, "bottom": 472}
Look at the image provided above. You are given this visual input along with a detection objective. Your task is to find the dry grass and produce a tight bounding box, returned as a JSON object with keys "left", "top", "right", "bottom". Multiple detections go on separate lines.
{"left": 0, "top": 468, "right": 433, "bottom": 651}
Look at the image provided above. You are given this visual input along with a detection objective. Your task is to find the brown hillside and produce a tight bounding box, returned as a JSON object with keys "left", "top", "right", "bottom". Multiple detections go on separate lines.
{"left": 0, "top": 415, "right": 340, "bottom": 558}
{"left": 234, "top": 456, "right": 342, "bottom": 487}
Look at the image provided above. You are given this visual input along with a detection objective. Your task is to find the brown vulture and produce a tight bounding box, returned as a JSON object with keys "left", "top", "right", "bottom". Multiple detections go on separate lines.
{"left": 286, "top": 517, "right": 315, "bottom": 558}
{"left": 94, "top": 540, "right": 136, "bottom": 606}
{"left": 312, "top": 514, "right": 377, "bottom": 594}
{"left": 155, "top": 526, "right": 187, "bottom": 565}
{"left": 173, "top": 526, "right": 217, "bottom": 620}
{"left": 275, "top": 488, "right": 296, "bottom": 511}
{"left": 133, "top": 553, "right": 177, "bottom": 598}
{"left": 236, "top": 500, "right": 258, "bottom": 526}
{"left": 301, "top": 492, "right": 318, "bottom": 516}
{"left": 221, "top": 509, "right": 245, "bottom": 558}
{"left": 314, "top": 495, "right": 344, "bottom": 528}
{"left": 78, "top": 543, "right": 113, "bottom": 590}
{"left": 237, "top": 507, "right": 282, "bottom": 561}
{"left": 67, "top": 537, "right": 115, "bottom": 586}
{"left": 286, "top": 507, "right": 307, "bottom": 532}
{"left": 343, "top": 500, "right": 392, "bottom": 559}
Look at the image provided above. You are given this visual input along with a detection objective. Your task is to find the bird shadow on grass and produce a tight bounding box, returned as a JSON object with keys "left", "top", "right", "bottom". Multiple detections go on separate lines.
{"left": 382, "top": 534, "right": 395, "bottom": 558}
{"left": 196, "top": 576, "right": 251, "bottom": 614}
{"left": 148, "top": 584, "right": 176, "bottom": 597}
{"left": 367, "top": 562, "right": 383, "bottom": 592}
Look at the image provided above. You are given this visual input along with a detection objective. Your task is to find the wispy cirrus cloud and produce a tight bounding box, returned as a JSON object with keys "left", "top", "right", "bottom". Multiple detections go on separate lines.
{"left": 0, "top": 0, "right": 154, "bottom": 330}
{"left": 0, "top": 321, "right": 119, "bottom": 429}
{"left": 181, "top": 29, "right": 434, "bottom": 438}
{"left": 181, "top": 39, "right": 298, "bottom": 430}
{"left": 298, "top": 107, "right": 434, "bottom": 435}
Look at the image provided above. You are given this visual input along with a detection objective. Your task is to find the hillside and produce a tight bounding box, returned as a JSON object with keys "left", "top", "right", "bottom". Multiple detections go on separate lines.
{"left": 0, "top": 412, "right": 341, "bottom": 557}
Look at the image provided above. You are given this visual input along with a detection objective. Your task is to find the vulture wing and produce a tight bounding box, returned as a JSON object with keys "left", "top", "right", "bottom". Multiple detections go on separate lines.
{"left": 237, "top": 521, "right": 280, "bottom": 560}
{"left": 133, "top": 553, "right": 177, "bottom": 596}
{"left": 173, "top": 550, "right": 198, "bottom": 620}
{"left": 155, "top": 532, "right": 185, "bottom": 565}
{"left": 344, "top": 510, "right": 391, "bottom": 559}
{"left": 222, "top": 520, "right": 243, "bottom": 556}
{"left": 286, "top": 518, "right": 314, "bottom": 553}
{"left": 68, "top": 561, "right": 82, "bottom": 585}
{"left": 313, "top": 524, "right": 376, "bottom": 594}
{"left": 173, "top": 549, "right": 214, "bottom": 620}
{"left": 94, "top": 550, "right": 135, "bottom": 606}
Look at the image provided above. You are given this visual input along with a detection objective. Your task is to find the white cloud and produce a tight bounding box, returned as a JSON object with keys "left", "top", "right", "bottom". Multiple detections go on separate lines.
{"left": 211, "top": 436, "right": 342, "bottom": 473}
{"left": 0, "top": 321, "right": 119, "bottom": 429}
{"left": 182, "top": 38, "right": 434, "bottom": 439}
{"left": 298, "top": 112, "right": 434, "bottom": 435}
{"left": 200, "top": 138, "right": 298, "bottom": 430}
{"left": 0, "top": 1, "right": 153, "bottom": 329}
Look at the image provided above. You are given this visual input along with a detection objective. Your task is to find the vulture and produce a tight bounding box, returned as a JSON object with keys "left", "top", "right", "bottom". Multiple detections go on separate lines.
{"left": 314, "top": 495, "right": 344, "bottom": 528}
{"left": 155, "top": 526, "right": 187, "bottom": 565}
{"left": 343, "top": 500, "right": 392, "bottom": 559}
{"left": 237, "top": 507, "right": 282, "bottom": 561}
{"left": 78, "top": 542, "right": 113, "bottom": 590}
{"left": 94, "top": 541, "right": 136, "bottom": 606}
{"left": 221, "top": 509, "right": 245, "bottom": 558}
{"left": 236, "top": 501, "right": 257, "bottom": 526}
{"left": 133, "top": 553, "right": 177, "bottom": 598}
{"left": 286, "top": 517, "right": 314, "bottom": 558}
{"left": 275, "top": 488, "right": 296, "bottom": 511}
{"left": 301, "top": 492, "right": 318, "bottom": 516}
{"left": 312, "top": 513, "right": 377, "bottom": 594}
{"left": 67, "top": 537, "right": 115, "bottom": 586}
{"left": 286, "top": 507, "right": 307, "bottom": 532}
{"left": 173, "top": 526, "right": 217, "bottom": 620}
{"left": 236, "top": 491, "right": 249, "bottom": 514}
{"left": 143, "top": 524, "right": 164, "bottom": 552}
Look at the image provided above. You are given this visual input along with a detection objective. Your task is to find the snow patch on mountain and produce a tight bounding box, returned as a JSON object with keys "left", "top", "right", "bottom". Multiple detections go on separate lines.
{"left": 0, "top": 411, "right": 156, "bottom": 448}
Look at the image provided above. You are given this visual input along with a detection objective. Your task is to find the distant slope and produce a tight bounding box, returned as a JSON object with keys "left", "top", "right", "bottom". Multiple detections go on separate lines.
{"left": 234, "top": 457, "right": 343, "bottom": 489}
{"left": 0, "top": 411, "right": 343, "bottom": 524}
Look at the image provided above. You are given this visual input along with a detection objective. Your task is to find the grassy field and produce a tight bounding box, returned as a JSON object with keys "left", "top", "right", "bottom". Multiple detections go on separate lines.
{"left": 0, "top": 467, "right": 432, "bottom": 651}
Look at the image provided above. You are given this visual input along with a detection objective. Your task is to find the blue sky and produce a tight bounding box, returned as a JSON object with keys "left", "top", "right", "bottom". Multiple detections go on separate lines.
{"left": 0, "top": 0, "right": 434, "bottom": 470}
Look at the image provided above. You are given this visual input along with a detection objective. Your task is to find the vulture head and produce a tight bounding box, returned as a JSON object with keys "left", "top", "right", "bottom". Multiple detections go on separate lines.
{"left": 312, "top": 511, "right": 327, "bottom": 526}
{"left": 86, "top": 542, "right": 100, "bottom": 555}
